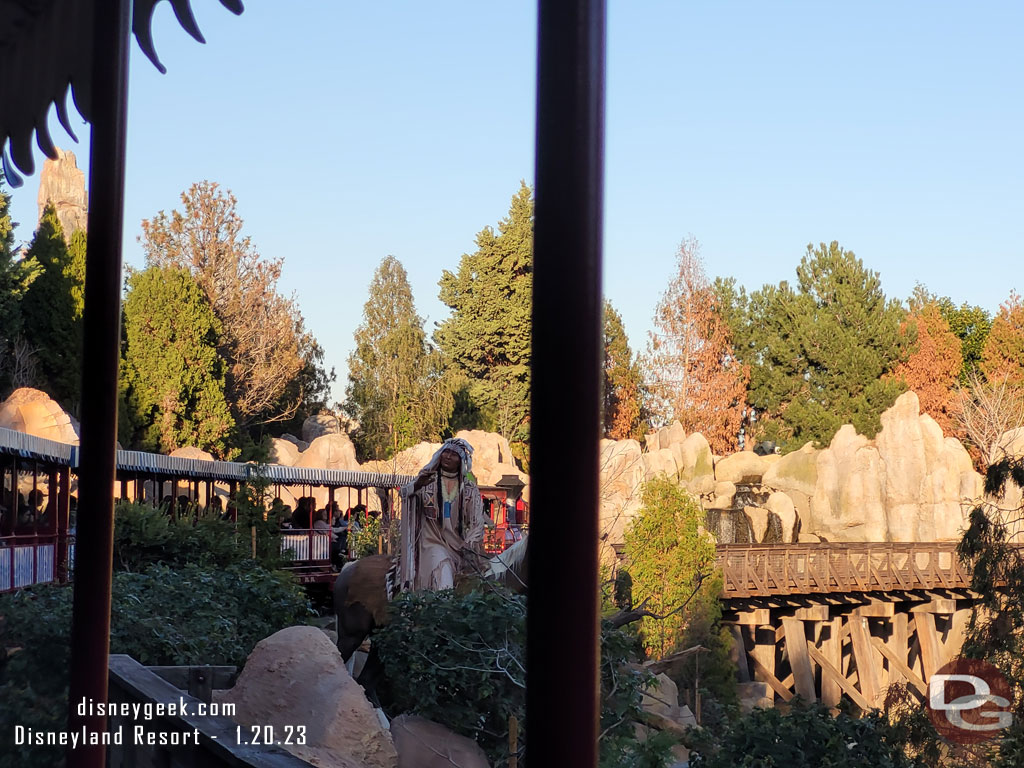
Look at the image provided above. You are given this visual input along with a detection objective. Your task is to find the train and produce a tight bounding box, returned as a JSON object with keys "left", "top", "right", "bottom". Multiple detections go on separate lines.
{"left": 0, "top": 427, "right": 528, "bottom": 593}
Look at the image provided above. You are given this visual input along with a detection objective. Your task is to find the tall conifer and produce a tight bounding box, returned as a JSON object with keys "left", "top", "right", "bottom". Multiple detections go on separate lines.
{"left": 345, "top": 256, "right": 452, "bottom": 461}
{"left": 435, "top": 183, "right": 533, "bottom": 460}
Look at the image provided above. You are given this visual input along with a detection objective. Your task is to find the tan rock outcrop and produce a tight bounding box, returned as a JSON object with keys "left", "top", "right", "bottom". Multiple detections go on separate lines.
{"left": 269, "top": 437, "right": 301, "bottom": 467}
{"left": 296, "top": 433, "right": 360, "bottom": 473}
{"left": 37, "top": 147, "right": 88, "bottom": 239}
{"left": 168, "top": 446, "right": 214, "bottom": 461}
{"left": 390, "top": 715, "right": 490, "bottom": 768}
{"left": 302, "top": 413, "right": 342, "bottom": 443}
{"left": 765, "top": 492, "right": 797, "bottom": 543}
{"left": 679, "top": 433, "right": 715, "bottom": 495}
{"left": 0, "top": 387, "right": 80, "bottom": 444}
{"left": 714, "top": 451, "right": 769, "bottom": 484}
{"left": 216, "top": 626, "right": 397, "bottom": 768}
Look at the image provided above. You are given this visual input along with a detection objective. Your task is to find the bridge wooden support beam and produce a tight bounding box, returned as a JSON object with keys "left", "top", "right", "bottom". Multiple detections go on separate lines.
{"left": 725, "top": 593, "right": 978, "bottom": 711}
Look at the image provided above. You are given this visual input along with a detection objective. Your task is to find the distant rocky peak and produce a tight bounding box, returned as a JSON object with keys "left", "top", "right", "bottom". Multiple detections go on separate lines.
{"left": 37, "top": 147, "right": 88, "bottom": 240}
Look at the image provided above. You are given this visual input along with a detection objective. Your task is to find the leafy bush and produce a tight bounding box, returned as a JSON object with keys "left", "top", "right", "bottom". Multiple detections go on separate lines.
{"left": 112, "top": 499, "right": 288, "bottom": 572}
{"left": 374, "top": 585, "right": 675, "bottom": 768}
{"left": 350, "top": 514, "right": 401, "bottom": 558}
{"left": 0, "top": 562, "right": 312, "bottom": 768}
{"left": 688, "top": 702, "right": 930, "bottom": 768}
{"left": 622, "top": 477, "right": 718, "bottom": 658}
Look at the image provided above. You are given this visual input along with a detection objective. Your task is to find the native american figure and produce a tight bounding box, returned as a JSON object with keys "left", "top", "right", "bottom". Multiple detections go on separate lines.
{"left": 398, "top": 438, "right": 486, "bottom": 591}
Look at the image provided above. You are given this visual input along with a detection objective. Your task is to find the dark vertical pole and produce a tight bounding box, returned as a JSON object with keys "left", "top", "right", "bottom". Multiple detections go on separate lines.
{"left": 67, "top": 0, "right": 131, "bottom": 765}
{"left": 57, "top": 466, "right": 70, "bottom": 581}
{"left": 528, "top": 0, "right": 605, "bottom": 765}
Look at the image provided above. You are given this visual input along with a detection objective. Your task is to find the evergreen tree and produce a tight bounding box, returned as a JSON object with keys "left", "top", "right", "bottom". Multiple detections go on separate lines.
{"left": 346, "top": 256, "right": 452, "bottom": 460}
{"left": 120, "top": 265, "right": 234, "bottom": 457}
{"left": 719, "top": 241, "right": 910, "bottom": 450}
{"left": 937, "top": 296, "right": 991, "bottom": 384}
{"left": 20, "top": 204, "right": 82, "bottom": 409}
{"left": 602, "top": 300, "right": 647, "bottom": 441}
{"left": 0, "top": 172, "right": 41, "bottom": 393}
{"left": 436, "top": 183, "right": 533, "bottom": 460}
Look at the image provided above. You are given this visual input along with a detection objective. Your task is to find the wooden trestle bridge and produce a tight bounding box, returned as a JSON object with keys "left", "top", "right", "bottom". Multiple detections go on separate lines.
{"left": 716, "top": 542, "right": 983, "bottom": 711}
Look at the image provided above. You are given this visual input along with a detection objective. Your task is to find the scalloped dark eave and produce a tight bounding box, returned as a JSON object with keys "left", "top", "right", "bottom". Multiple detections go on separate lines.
{"left": 0, "top": 0, "right": 243, "bottom": 188}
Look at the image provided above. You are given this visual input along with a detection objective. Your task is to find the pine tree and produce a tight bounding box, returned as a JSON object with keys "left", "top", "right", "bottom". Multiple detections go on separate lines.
{"left": 346, "top": 256, "right": 452, "bottom": 460}
{"left": 720, "top": 241, "right": 910, "bottom": 450}
{"left": 436, "top": 183, "right": 533, "bottom": 460}
{"left": 647, "top": 237, "right": 748, "bottom": 454}
{"left": 937, "top": 297, "right": 991, "bottom": 384}
{"left": 0, "top": 172, "right": 42, "bottom": 393}
{"left": 602, "top": 300, "right": 647, "bottom": 441}
{"left": 20, "top": 204, "right": 82, "bottom": 409}
{"left": 121, "top": 265, "right": 235, "bottom": 456}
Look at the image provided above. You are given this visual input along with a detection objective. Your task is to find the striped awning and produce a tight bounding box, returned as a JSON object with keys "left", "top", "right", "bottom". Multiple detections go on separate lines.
{"left": 0, "top": 426, "right": 412, "bottom": 489}
{"left": 0, "top": 426, "right": 75, "bottom": 464}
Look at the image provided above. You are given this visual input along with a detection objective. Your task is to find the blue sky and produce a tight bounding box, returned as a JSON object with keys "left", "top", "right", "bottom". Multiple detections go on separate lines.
{"left": 6, "top": 2, "right": 1023, "bottom": 404}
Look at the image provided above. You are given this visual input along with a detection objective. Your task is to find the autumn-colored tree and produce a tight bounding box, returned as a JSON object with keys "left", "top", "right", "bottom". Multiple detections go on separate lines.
{"left": 602, "top": 300, "right": 647, "bottom": 441}
{"left": 140, "top": 182, "right": 326, "bottom": 433}
{"left": 646, "top": 238, "right": 747, "bottom": 454}
{"left": 981, "top": 292, "right": 1024, "bottom": 388}
{"left": 892, "top": 300, "right": 963, "bottom": 435}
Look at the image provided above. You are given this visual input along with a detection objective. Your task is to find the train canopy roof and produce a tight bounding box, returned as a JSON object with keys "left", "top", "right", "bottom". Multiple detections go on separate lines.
{"left": 0, "top": 428, "right": 415, "bottom": 489}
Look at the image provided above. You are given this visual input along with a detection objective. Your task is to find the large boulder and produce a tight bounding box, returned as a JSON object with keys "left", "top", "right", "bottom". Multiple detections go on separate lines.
{"left": 765, "top": 491, "right": 798, "bottom": 543}
{"left": 679, "top": 433, "right": 715, "bottom": 495}
{"left": 0, "top": 387, "right": 80, "bottom": 444}
{"left": 216, "top": 626, "right": 397, "bottom": 768}
{"left": 296, "top": 433, "right": 360, "bottom": 473}
{"left": 269, "top": 438, "right": 301, "bottom": 467}
{"left": 714, "top": 451, "right": 769, "bottom": 484}
{"left": 599, "top": 439, "right": 646, "bottom": 562}
{"left": 762, "top": 442, "right": 818, "bottom": 524}
{"left": 168, "top": 446, "right": 214, "bottom": 461}
{"left": 390, "top": 715, "right": 490, "bottom": 768}
{"left": 810, "top": 424, "right": 887, "bottom": 541}
{"left": 642, "top": 449, "right": 679, "bottom": 482}
{"left": 454, "top": 430, "right": 529, "bottom": 493}
{"left": 302, "top": 413, "right": 342, "bottom": 443}
{"left": 641, "top": 673, "right": 680, "bottom": 721}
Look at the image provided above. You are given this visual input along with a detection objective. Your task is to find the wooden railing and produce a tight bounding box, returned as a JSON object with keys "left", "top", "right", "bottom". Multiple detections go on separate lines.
{"left": 716, "top": 543, "right": 973, "bottom": 598}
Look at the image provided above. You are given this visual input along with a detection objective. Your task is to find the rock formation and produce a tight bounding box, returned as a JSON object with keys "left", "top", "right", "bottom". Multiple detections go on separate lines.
{"left": 0, "top": 387, "right": 80, "bottom": 444}
{"left": 597, "top": 391, "right": 993, "bottom": 558}
{"left": 215, "top": 626, "right": 397, "bottom": 768}
{"left": 37, "top": 148, "right": 88, "bottom": 239}
{"left": 390, "top": 715, "right": 490, "bottom": 768}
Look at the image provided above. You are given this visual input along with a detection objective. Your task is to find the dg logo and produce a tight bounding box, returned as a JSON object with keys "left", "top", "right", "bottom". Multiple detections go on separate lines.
{"left": 927, "top": 658, "right": 1013, "bottom": 744}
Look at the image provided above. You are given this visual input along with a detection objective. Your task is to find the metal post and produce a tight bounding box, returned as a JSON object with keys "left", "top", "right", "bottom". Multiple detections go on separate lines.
{"left": 527, "top": 0, "right": 605, "bottom": 764}
{"left": 66, "top": 1, "right": 131, "bottom": 765}
{"left": 57, "top": 466, "right": 70, "bottom": 582}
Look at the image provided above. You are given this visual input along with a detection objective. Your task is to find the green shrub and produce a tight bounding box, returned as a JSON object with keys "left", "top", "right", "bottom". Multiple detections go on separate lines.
{"left": 112, "top": 500, "right": 288, "bottom": 572}
{"left": 375, "top": 585, "right": 675, "bottom": 768}
{"left": 688, "top": 702, "right": 930, "bottom": 768}
{"left": 0, "top": 562, "right": 312, "bottom": 768}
